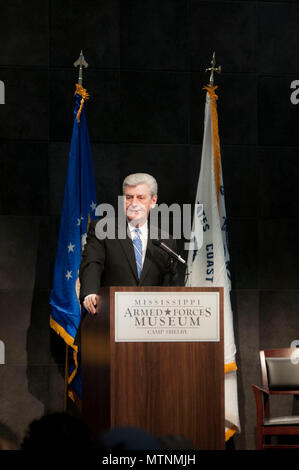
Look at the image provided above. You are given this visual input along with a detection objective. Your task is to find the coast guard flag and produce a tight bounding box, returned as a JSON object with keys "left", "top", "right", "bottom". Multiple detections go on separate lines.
{"left": 50, "top": 84, "right": 97, "bottom": 402}
{"left": 186, "top": 85, "right": 240, "bottom": 440}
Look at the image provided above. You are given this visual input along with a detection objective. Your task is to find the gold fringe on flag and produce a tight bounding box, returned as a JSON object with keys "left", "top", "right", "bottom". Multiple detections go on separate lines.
{"left": 225, "top": 362, "right": 238, "bottom": 374}
{"left": 224, "top": 362, "right": 238, "bottom": 440}
{"left": 50, "top": 315, "right": 78, "bottom": 352}
{"left": 225, "top": 425, "right": 238, "bottom": 441}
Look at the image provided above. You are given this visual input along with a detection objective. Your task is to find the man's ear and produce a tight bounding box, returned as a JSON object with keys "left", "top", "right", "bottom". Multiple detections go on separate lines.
{"left": 151, "top": 194, "right": 158, "bottom": 208}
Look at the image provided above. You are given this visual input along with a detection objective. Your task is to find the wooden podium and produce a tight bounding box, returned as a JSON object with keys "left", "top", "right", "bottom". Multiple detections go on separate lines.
{"left": 81, "top": 286, "right": 224, "bottom": 449}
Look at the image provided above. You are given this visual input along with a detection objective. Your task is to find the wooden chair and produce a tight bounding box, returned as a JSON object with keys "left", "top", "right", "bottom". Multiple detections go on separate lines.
{"left": 252, "top": 348, "right": 299, "bottom": 449}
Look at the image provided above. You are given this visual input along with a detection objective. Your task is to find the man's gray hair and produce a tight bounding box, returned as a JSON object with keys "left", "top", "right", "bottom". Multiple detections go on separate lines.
{"left": 122, "top": 173, "right": 158, "bottom": 197}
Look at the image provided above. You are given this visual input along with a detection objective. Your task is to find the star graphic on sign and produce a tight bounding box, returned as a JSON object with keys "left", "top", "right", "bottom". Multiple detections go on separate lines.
{"left": 68, "top": 243, "right": 75, "bottom": 252}
{"left": 165, "top": 308, "right": 171, "bottom": 315}
{"left": 65, "top": 270, "right": 72, "bottom": 280}
{"left": 77, "top": 216, "right": 84, "bottom": 226}
{"left": 90, "top": 201, "right": 97, "bottom": 212}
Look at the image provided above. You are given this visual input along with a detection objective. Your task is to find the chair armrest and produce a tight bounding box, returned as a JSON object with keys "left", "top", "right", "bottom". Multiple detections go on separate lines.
{"left": 252, "top": 384, "right": 269, "bottom": 395}
{"left": 252, "top": 384, "right": 270, "bottom": 423}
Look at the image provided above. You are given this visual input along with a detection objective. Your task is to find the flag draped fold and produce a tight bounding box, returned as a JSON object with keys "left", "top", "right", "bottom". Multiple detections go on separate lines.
{"left": 186, "top": 85, "right": 240, "bottom": 440}
{"left": 50, "top": 84, "right": 97, "bottom": 401}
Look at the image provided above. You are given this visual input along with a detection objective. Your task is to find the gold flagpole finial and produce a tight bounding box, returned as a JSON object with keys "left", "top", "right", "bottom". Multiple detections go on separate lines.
{"left": 205, "top": 52, "right": 221, "bottom": 86}
{"left": 73, "top": 50, "right": 88, "bottom": 86}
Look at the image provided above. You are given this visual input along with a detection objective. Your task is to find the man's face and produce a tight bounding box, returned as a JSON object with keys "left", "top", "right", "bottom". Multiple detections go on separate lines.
{"left": 124, "top": 183, "right": 157, "bottom": 227}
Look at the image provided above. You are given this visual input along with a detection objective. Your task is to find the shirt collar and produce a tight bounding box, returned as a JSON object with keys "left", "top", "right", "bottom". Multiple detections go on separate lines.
{"left": 127, "top": 220, "right": 148, "bottom": 237}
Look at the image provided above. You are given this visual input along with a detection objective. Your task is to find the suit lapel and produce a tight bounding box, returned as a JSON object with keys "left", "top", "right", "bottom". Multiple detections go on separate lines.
{"left": 139, "top": 223, "right": 160, "bottom": 284}
{"left": 139, "top": 237, "right": 157, "bottom": 284}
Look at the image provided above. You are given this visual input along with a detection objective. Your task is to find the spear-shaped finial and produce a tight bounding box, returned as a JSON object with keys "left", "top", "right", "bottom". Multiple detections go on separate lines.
{"left": 74, "top": 50, "right": 88, "bottom": 85}
{"left": 205, "top": 52, "right": 221, "bottom": 86}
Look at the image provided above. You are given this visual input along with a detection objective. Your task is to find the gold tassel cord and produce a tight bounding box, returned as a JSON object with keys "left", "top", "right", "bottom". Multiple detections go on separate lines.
{"left": 68, "top": 348, "right": 79, "bottom": 384}
{"left": 74, "top": 83, "right": 90, "bottom": 123}
{"left": 203, "top": 85, "right": 221, "bottom": 212}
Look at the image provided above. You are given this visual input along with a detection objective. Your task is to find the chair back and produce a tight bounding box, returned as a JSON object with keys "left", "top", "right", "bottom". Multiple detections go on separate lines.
{"left": 260, "top": 348, "right": 299, "bottom": 392}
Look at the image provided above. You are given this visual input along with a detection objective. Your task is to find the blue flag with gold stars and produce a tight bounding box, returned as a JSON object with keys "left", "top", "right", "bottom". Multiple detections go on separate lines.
{"left": 50, "top": 84, "right": 97, "bottom": 401}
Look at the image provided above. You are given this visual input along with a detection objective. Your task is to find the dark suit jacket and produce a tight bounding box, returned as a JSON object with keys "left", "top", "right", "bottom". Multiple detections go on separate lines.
{"left": 79, "top": 219, "right": 178, "bottom": 302}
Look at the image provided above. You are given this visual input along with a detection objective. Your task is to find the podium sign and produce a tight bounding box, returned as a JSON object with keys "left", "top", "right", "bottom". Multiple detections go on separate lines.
{"left": 114, "top": 291, "right": 220, "bottom": 342}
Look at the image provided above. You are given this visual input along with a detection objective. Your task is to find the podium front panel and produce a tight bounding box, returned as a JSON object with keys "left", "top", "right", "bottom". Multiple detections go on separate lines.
{"left": 82, "top": 286, "right": 224, "bottom": 450}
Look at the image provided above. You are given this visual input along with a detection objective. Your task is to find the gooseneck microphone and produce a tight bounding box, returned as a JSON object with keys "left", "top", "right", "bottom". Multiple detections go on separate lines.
{"left": 152, "top": 239, "right": 186, "bottom": 265}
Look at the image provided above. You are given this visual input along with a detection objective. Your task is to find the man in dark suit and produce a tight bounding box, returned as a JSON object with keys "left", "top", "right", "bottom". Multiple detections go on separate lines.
{"left": 79, "top": 173, "right": 178, "bottom": 314}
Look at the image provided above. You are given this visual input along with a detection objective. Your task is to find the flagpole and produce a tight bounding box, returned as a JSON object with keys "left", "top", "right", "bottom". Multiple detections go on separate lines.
{"left": 186, "top": 55, "right": 240, "bottom": 439}
{"left": 62, "top": 50, "right": 89, "bottom": 412}
{"left": 63, "top": 345, "right": 69, "bottom": 411}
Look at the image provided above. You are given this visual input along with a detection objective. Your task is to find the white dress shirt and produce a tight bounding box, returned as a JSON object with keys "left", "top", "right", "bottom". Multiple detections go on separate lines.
{"left": 127, "top": 220, "right": 148, "bottom": 267}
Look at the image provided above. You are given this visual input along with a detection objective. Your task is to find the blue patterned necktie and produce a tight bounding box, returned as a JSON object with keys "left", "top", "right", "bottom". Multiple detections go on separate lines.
{"left": 133, "top": 228, "right": 143, "bottom": 278}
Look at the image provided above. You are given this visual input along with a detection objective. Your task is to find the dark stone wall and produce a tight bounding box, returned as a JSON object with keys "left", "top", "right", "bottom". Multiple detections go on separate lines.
{"left": 0, "top": 0, "right": 298, "bottom": 449}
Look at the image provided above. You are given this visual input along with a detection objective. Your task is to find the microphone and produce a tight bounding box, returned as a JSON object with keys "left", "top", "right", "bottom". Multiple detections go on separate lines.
{"left": 153, "top": 239, "right": 186, "bottom": 265}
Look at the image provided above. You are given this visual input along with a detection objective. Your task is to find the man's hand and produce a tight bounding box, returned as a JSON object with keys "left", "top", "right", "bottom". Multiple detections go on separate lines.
{"left": 83, "top": 294, "right": 101, "bottom": 315}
